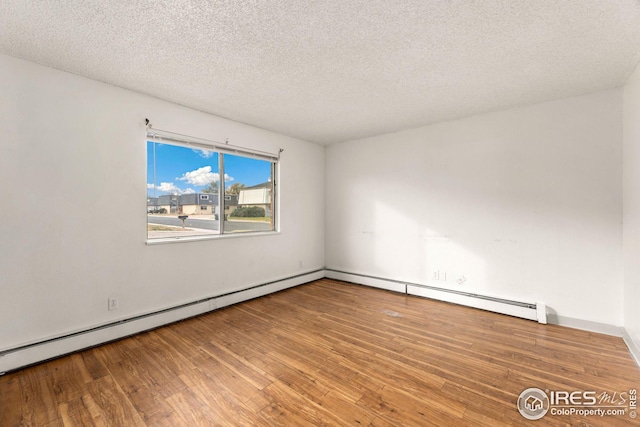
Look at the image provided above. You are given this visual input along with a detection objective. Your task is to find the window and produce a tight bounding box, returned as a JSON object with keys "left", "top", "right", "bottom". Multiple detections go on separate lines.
{"left": 146, "top": 130, "right": 278, "bottom": 241}
{"left": 223, "top": 154, "right": 274, "bottom": 233}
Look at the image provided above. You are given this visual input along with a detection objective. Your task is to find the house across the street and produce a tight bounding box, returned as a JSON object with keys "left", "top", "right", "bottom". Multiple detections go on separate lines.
{"left": 238, "top": 182, "right": 272, "bottom": 217}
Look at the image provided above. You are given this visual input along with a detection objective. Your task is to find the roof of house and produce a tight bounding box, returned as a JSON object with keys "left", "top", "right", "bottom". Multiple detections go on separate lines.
{"left": 153, "top": 193, "right": 239, "bottom": 206}
{"left": 245, "top": 182, "right": 272, "bottom": 190}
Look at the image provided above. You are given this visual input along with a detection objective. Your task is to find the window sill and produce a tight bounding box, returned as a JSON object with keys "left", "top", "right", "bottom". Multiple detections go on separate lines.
{"left": 146, "top": 230, "right": 280, "bottom": 245}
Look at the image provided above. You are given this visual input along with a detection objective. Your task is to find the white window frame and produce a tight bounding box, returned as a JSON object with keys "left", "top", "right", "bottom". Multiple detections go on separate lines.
{"left": 146, "top": 127, "right": 280, "bottom": 244}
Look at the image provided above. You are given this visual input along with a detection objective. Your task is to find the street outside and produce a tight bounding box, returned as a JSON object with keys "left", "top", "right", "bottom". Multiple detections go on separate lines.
{"left": 147, "top": 214, "right": 272, "bottom": 238}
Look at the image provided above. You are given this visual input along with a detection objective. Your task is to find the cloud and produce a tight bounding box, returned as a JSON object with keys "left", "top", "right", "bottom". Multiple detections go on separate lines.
{"left": 178, "top": 166, "right": 217, "bottom": 186}
{"left": 147, "top": 182, "right": 183, "bottom": 195}
{"left": 147, "top": 182, "right": 197, "bottom": 195}
{"left": 193, "top": 149, "right": 214, "bottom": 159}
{"left": 178, "top": 166, "right": 234, "bottom": 186}
{"left": 147, "top": 167, "right": 235, "bottom": 196}
{"left": 157, "top": 182, "right": 183, "bottom": 194}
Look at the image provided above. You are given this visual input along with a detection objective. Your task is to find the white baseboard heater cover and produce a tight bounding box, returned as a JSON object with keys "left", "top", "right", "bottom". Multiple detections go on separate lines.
{"left": 407, "top": 284, "right": 547, "bottom": 324}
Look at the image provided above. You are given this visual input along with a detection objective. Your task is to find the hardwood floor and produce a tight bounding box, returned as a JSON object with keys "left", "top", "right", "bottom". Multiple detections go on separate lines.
{"left": 1, "top": 279, "right": 639, "bottom": 426}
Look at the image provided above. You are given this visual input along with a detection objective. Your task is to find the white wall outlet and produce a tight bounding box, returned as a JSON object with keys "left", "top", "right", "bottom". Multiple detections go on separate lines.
{"left": 108, "top": 297, "right": 119, "bottom": 311}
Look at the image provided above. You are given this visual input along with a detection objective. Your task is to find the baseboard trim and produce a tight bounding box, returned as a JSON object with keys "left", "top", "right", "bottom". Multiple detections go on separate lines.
{"left": 0, "top": 269, "right": 324, "bottom": 374}
{"left": 622, "top": 328, "right": 640, "bottom": 369}
{"left": 546, "top": 314, "right": 623, "bottom": 337}
{"left": 324, "top": 269, "right": 407, "bottom": 293}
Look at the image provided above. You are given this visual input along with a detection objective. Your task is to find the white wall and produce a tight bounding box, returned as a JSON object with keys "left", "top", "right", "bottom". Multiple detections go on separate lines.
{"left": 624, "top": 62, "right": 640, "bottom": 359}
{"left": 326, "top": 90, "right": 623, "bottom": 326}
{"left": 0, "top": 54, "right": 325, "bottom": 352}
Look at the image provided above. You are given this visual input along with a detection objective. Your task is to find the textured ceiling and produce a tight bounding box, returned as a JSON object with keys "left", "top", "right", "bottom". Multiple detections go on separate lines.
{"left": 2, "top": 1, "right": 640, "bottom": 145}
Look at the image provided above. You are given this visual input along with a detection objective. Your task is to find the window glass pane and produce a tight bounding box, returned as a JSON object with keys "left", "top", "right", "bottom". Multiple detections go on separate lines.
{"left": 147, "top": 141, "right": 221, "bottom": 239}
{"left": 222, "top": 154, "right": 275, "bottom": 234}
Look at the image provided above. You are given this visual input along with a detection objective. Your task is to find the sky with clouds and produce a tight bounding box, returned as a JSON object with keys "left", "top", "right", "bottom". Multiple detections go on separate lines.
{"left": 147, "top": 142, "right": 272, "bottom": 196}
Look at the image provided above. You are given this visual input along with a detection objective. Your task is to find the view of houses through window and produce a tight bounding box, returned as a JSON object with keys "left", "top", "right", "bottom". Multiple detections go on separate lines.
{"left": 147, "top": 141, "right": 276, "bottom": 239}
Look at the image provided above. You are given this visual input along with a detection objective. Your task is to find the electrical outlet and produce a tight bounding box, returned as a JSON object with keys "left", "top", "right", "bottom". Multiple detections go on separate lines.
{"left": 432, "top": 270, "right": 447, "bottom": 281}
{"left": 108, "top": 297, "right": 119, "bottom": 311}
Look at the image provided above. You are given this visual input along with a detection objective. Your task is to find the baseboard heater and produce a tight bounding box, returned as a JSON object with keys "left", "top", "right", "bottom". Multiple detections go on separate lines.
{"left": 325, "top": 269, "right": 546, "bottom": 324}
{"left": 0, "top": 269, "right": 325, "bottom": 374}
{"left": 406, "top": 284, "right": 546, "bottom": 324}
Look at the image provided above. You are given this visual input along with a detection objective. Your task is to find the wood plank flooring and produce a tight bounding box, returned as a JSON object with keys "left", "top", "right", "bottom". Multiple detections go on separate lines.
{"left": 1, "top": 279, "right": 639, "bottom": 426}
